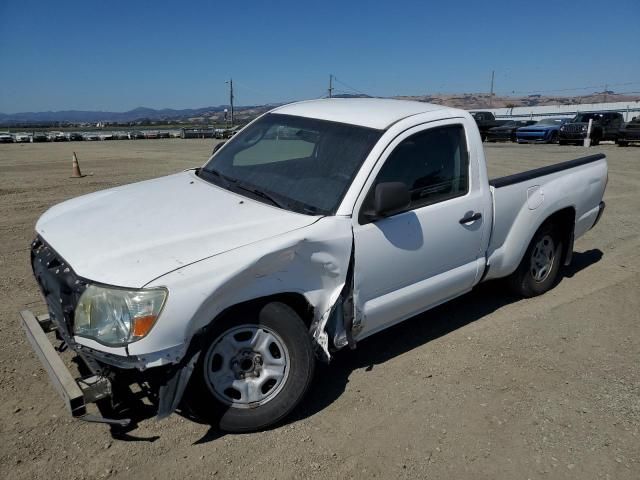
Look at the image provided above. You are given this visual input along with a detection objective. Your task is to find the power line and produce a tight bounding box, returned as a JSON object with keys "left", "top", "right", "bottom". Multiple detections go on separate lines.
{"left": 332, "top": 76, "right": 371, "bottom": 97}
{"left": 508, "top": 81, "right": 639, "bottom": 95}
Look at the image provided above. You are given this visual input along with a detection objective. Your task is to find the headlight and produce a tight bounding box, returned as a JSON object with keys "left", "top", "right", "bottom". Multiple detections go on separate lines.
{"left": 74, "top": 285, "right": 167, "bottom": 346}
{"left": 581, "top": 125, "right": 588, "bottom": 132}
{"left": 560, "top": 126, "right": 566, "bottom": 131}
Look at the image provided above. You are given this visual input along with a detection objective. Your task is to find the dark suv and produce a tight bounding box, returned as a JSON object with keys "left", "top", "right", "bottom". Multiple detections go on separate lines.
{"left": 616, "top": 116, "right": 640, "bottom": 146}
{"left": 558, "top": 112, "right": 624, "bottom": 145}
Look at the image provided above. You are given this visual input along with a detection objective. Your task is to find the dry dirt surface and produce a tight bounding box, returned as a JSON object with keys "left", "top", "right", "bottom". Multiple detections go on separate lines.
{"left": 0, "top": 139, "right": 638, "bottom": 480}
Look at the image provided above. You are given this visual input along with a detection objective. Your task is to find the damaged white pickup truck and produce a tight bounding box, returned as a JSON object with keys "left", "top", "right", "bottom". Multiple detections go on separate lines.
{"left": 22, "top": 99, "right": 607, "bottom": 432}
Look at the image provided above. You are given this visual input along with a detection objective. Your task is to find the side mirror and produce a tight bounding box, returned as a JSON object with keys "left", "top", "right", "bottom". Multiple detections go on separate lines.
{"left": 212, "top": 141, "right": 226, "bottom": 155}
{"left": 363, "top": 182, "right": 411, "bottom": 221}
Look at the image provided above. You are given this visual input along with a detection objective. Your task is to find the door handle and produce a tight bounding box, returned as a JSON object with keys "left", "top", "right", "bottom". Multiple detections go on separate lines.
{"left": 459, "top": 212, "right": 482, "bottom": 224}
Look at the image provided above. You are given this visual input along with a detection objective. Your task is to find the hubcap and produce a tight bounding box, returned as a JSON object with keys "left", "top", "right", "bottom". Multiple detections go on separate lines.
{"left": 203, "top": 325, "right": 289, "bottom": 408}
{"left": 530, "top": 234, "right": 555, "bottom": 282}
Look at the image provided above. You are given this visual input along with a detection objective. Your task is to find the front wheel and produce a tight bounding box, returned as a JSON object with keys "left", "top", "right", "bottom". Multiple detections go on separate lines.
{"left": 188, "top": 302, "right": 315, "bottom": 432}
{"left": 508, "top": 223, "right": 563, "bottom": 298}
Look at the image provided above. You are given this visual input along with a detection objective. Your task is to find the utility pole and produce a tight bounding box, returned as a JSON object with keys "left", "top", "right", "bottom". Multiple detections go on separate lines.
{"left": 489, "top": 70, "right": 495, "bottom": 107}
{"left": 603, "top": 83, "right": 608, "bottom": 103}
{"left": 229, "top": 78, "right": 234, "bottom": 127}
{"left": 328, "top": 74, "right": 334, "bottom": 98}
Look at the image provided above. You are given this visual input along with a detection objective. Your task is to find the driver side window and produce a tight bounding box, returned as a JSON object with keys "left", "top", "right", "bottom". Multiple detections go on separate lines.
{"left": 367, "top": 124, "right": 469, "bottom": 214}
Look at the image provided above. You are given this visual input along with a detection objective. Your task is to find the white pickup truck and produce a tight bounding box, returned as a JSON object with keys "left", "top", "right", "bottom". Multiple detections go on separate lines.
{"left": 22, "top": 99, "right": 607, "bottom": 432}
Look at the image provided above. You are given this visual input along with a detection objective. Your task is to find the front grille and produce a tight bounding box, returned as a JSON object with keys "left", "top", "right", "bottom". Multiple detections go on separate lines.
{"left": 31, "top": 236, "right": 88, "bottom": 344}
{"left": 563, "top": 124, "right": 585, "bottom": 133}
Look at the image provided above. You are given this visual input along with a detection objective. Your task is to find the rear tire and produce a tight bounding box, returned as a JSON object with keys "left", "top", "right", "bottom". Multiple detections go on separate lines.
{"left": 508, "top": 223, "right": 563, "bottom": 298}
{"left": 187, "top": 302, "right": 315, "bottom": 432}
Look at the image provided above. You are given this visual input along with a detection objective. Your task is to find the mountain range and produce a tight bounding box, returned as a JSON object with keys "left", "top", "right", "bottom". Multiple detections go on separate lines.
{"left": 1, "top": 93, "right": 638, "bottom": 125}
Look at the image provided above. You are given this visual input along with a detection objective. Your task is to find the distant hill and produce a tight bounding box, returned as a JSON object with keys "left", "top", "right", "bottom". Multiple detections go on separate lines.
{"left": 0, "top": 105, "right": 268, "bottom": 125}
{"left": 396, "top": 92, "right": 640, "bottom": 110}
{"left": 1, "top": 92, "right": 638, "bottom": 125}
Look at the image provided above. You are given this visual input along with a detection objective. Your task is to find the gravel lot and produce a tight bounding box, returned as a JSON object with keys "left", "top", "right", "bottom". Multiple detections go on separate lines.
{"left": 0, "top": 139, "right": 638, "bottom": 479}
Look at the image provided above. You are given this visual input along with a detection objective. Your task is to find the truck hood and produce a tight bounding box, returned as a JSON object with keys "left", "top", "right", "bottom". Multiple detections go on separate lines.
{"left": 36, "top": 171, "right": 319, "bottom": 287}
{"left": 519, "top": 125, "right": 557, "bottom": 132}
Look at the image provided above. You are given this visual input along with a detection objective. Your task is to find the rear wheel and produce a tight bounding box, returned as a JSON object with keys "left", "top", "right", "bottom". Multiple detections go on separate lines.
{"left": 188, "top": 302, "right": 315, "bottom": 432}
{"left": 508, "top": 223, "right": 563, "bottom": 298}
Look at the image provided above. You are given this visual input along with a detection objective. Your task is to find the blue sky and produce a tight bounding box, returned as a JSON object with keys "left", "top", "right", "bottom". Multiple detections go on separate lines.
{"left": 1, "top": 0, "right": 638, "bottom": 113}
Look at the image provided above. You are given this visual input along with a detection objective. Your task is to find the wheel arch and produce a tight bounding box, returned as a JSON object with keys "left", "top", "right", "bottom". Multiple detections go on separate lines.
{"left": 515, "top": 206, "right": 576, "bottom": 271}
{"left": 542, "top": 206, "right": 576, "bottom": 265}
{"left": 486, "top": 204, "right": 576, "bottom": 281}
{"left": 206, "top": 292, "right": 315, "bottom": 332}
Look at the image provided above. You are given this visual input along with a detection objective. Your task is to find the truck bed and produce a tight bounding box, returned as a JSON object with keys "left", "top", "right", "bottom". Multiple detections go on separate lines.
{"left": 484, "top": 153, "right": 607, "bottom": 281}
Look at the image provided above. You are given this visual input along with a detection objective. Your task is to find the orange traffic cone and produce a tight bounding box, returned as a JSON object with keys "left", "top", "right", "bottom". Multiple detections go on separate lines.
{"left": 70, "top": 152, "right": 86, "bottom": 178}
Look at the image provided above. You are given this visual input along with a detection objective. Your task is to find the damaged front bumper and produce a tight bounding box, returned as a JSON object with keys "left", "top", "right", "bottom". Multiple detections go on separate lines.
{"left": 19, "top": 309, "right": 128, "bottom": 426}
{"left": 20, "top": 308, "right": 195, "bottom": 427}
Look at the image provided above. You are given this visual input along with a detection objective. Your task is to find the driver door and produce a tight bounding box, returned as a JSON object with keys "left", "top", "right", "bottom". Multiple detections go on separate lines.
{"left": 352, "top": 120, "right": 489, "bottom": 339}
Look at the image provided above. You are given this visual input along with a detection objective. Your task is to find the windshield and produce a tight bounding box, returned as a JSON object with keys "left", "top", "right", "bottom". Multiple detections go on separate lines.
{"left": 201, "top": 113, "right": 382, "bottom": 215}
{"left": 573, "top": 113, "right": 603, "bottom": 123}
{"left": 537, "top": 118, "right": 565, "bottom": 126}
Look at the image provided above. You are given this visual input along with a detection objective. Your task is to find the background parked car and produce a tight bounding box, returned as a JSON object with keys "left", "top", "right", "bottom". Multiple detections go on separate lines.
{"left": 516, "top": 118, "right": 569, "bottom": 144}
{"left": 49, "top": 131, "right": 68, "bottom": 142}
{"left": 471, "top": 111, "right": 510, "bottom": 141}
{"left": 616, "top": 116, "right": 640, "bottom": 146}
{"left": 486, "top": 120, "right": 537, "bottom": 142}
{"left": 128, "top": 131, "right": 145, "bottom": 139}
{"left": 559, "top": 112, "right": 624, "bottom": 145}
{"left": 31, "top": 132, "right": 49, "bottom": 142}
{"left": 82, "top": 132, "right": 100, "bottom": 141}
{"left": 0, "top": 132, "right": 13, "bottom": 143}
{"left": 65, "top": 132, "right": 84, "bottom": 141}
{"left": 12, "top": 132, "right": 32, "bottom": 143}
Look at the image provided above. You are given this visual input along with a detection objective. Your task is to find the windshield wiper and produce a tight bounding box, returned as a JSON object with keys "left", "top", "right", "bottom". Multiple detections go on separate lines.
{"left": 232, "top": 182, "right": 290, "bottom": 210}
{"left": 198, "top": 168, "right": 234, "bottom": 189}
{"left": 199, "top": 169, "right": 290, "bottom": 210}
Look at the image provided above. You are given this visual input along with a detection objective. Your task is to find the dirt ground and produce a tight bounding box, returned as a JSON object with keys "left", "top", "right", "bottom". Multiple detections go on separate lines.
{"left": 0, "top": 139, "right": 638, "bottom": 480}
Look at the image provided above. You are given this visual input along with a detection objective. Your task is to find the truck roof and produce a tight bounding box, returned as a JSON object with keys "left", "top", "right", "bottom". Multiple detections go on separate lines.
{"left": 271, "top": 98, "right": 460, "bottom": 130}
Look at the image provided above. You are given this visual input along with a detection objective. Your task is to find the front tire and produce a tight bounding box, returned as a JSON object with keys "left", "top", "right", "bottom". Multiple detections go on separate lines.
{"left": 508, "top": 223, "right": 563, "bottom": 298}
{"left": 188, "top": 302, "right": 315, "bottom": 432}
